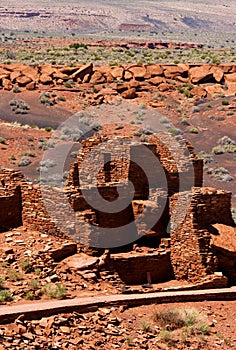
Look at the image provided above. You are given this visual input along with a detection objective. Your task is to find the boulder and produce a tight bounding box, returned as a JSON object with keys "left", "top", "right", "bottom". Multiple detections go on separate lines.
{"left": 90, "top": 70, "right": 106, "bottom": 83}
{"left": 110, "top": 66, "right": 124, "bottom": 80}
{"left": 26, "top": 81, "right": 36, "bottom": 90}
{"left": 21, "top": 66, "right": 39, "bottom": 81}
{"left": 71, "top": 63, "right": 93, "bottom": 81}
{"left": 189, "top": 65, "right": 213, "bottom": 83}
{"left": 128, "top": 65, "right": 147, "bottom": 80}
{"left": 60, "top": 66, "right": 81, "bottom": 75}
{"left": 61, "top": 253, "right": 98, "bottom": 270}
{"left": 53, "top": 71, "right": 69, "bottom": 81}
{"left": 158, "top": 83, "right": 175, "bottom": 92}
{"left": 163, "top": 65, "right": 185, "bottom": 78}
{"left": 123, "top": 70, "right": 133, "bottom": 81}
{"left": 50, "top": 243, "right": 77, "bottom": 262}
{"left": 146, "top": 64, "right": 163, "bottom": 76}
{"left": 149, "top": 76, "right": 165, "bottom": 85}
{"left": 225, "top": 82, "right": 236, "bottom": 96}
{"left": 16, "top": 75, "right": 32, "bottom": 86}
{"left": 190, "top": 86, "right": 207, "bottom": 98}
{"left": 204, "top": 84, "right": 224, "bottom": 95}
{"left": 2, "top": 78, "right": 12, "bottom": 90}
{"left": 41, "top": 64, "right": 56, "bottom": 76}
{"left": 224, "top": 73, "right": 236, "bottom": 83}
{"left": 210, "top": 67, "right": 224, "bottom": 83}
{"left": 10, "top": 70, "right": 21, "bottom": 82}
{"left": 0, "top": 67, "right": 10, "bottom": 79}
{"left": 121, "top": 87, "right": 136, "bottom": 99}
{"left": 39, "top": 74, "right": 53, "bottom": 84}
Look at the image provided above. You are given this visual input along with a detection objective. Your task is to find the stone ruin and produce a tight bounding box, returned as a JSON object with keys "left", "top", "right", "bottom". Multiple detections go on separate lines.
{"left": 0, "top": 132, "right": 235, "bottom": 288}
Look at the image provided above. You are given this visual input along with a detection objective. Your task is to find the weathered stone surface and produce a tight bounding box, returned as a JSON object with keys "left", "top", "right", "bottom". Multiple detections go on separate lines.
{"left": 50, "top": 243, "right": 77, "bottom": 262}
{"left": 90, "top": 70, "right": 106, "bottom": 83}
{"left": 40, "top": 64, "right": 56, "bottom": 76}
{"left": 224, "top": 73, "right": 236, "bottom": 83}
{"left": 16, "top": 75, "right": 32, "bottom": 86}
{"left": 39, "top": 74, "right": 53, "bottom": 84}
{"left": 2, "top": 78, "right": 12, "bottom": 90}
{"left": 121, "top": 87, "right": 136, "bottom": 99}
{"left": 62, "top": 254, "right": 98, "bottom": 270}
{"left": 146, "top": 64, "right": 163, "bottom": 76}
{"left": 26, "top": 81, "right": 36, "bottom": 90}
{"left": 190, "top": 85, "right": 207, "bottom": 98}
{"left": 128, "top": 65, "right": 147, "bottom": 79}
{"left": 149, "top": 76, "right": 165, "bottom": 85}
{"left": 210, "top": 67, "right": 224, "bottom": 83}
{"left": 21, "top": 66, "right": 39, "bottom": 81}
{"left": 71, "top": 63, "right": 93, "bottom": 80}
{"left": 189, "top": 65, "right": 213, "bottom": 83}
{"left": 158, "top": 83, "right": 175, "bottom": 91}
{"left": 110, "top": 66, "right": 124, "bottom": 80}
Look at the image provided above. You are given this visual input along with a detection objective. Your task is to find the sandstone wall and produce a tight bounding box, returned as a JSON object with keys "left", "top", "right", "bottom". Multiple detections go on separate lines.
{"left": 110, "top": 250, "right": 173, "bottom": 285}
{"left": 170, "top": 187, "right": 234, "bottom": 283}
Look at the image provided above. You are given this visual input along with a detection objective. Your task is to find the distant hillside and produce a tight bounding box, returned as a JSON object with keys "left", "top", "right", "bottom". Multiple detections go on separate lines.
{"left": 0, "top": 1, "right": 235, "bottom": 46}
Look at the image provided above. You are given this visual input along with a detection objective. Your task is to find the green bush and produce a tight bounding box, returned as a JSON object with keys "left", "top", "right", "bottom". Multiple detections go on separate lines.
{"left": 7, "top": 269, "right": 23, "bottom": 281}
{"left": 42, "top": 283, "right": 67, "bottom": 300}
{"left": 0, "top": 137, "right": 6, "bottom": 144}
{"left": 0, "top": 290, "right": 13, "bottom": 303}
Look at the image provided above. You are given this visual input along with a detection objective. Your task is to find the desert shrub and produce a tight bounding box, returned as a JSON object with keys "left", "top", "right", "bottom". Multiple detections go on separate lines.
{"left": 42, "top": 283, "right": 67, "bottom": 300}
{"left": 189, "top": 127, "right": 199, "bottom": 134}
{"left": 0, "top": 276, "right": 5, "bottom": 288}
{"left": 23, "top": 151, "right": 36, "bottom": 157}
{"left": 168, "top": 128, "right": 182, "bottom": 136}
{"left": 9, "top": 99, "right": 30, "bottom": 114}
{"left": 19, "top": 258, "right": 33, "bottom": 273}
{"left": 212, "top": 146, "right": 224, "bottom": 155}
{"left": 0, "top": 137, "right": 6, "bottom": 144}
{"left": 24, "top": 291, "right": 34, "bottom": 300}
{"left": 0, "top": 290, "right": 13, "bottom": 303}
{"left": 64, "top": 80, "right": 73, "bottom": 88}
{"left": 6, "top": 269, "right": 23, "bottom": 281}
{"left": 222, "top": 100, "right": 229, "bottom": 105}
{"left": 140, "top": 320, "right": 153, "bottom": 333}
{"left": 18, "top": 156, "right": 31, "bottom": 166}
{"left": 28, "top": 279, "right": 40, "bottom": 290}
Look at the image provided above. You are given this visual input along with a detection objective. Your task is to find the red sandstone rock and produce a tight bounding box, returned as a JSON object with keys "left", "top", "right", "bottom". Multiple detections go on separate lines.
{"left": 158, "top": 83, "right": 175, "bottom": 92}
{"left": 16, "top": 75, "right": 32, "bottom": 86}
{"left": 149, "top": 76, "right": 165, "bottom": 85}
{"left": 123, "top": 70, "right": 133, "bottom": 81}
{"left": 110, "top": 66, "right": 124, "bottom": 80}
{"left": 204, "top": 84, "right": 224, "bottom": 95}
{"left": 2, "top": 78, "right": 12, "bottom": 90}
{"left": 189, "top": 65, "right": 213, "bottom": 83}
{"left": 121, "top": 87, "right": 136, "bottom": 99}
{"left": 210, "top": 67, "right": 224, "bottom": 83}
{"left": 128, "top": 65, "right": 147, "bottom": 79}
{"left": 26, "top": 81, "right": 36, "bottom": 90}
{"left": 39, "top": 74, "right": 53, "bottom": 84}
{"left": 71, "top": 63, "right": 93, "bottom": 81}
{"left": 10, "top": 70, "right": 21, "bottom": 82}
{"left": 0, "top": 67, "right": 10, "bottom": 79}
{"left": 190, "top": 86, "right": 207, "bottom": 98}
{"left": 90, "top": 71, "right": 106, "bottom": 84}
{"left": 40, "top": 64, "right": 56, "bottom": 76}
{"left": 224, "top": 73, "right": 236, "bottom": 83}
{"left": 146, "top": 64, "right": 163, "bottom": 76}
{"left": 21, "top": 66, "right": 39, "bottom": 81}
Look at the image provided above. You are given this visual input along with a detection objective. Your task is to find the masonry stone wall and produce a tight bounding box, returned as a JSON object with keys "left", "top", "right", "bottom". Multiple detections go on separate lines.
{"left": 169, "top": 187, "right": 234, "bottom": 283}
